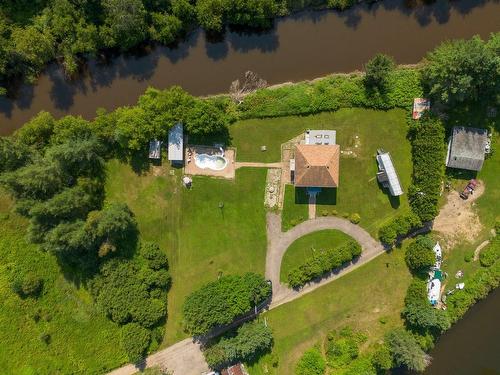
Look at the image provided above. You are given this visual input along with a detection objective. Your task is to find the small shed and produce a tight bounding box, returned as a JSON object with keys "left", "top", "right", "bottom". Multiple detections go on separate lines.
{"left": 446, "top": 126, "right": 487, "bottom": 171}
{"left": 376, "top": 150, "right": 403, "bottom": 196}
{"left": 168, "top": 123, "right": 184, "bottom": 164}
{"left": 148, "top": 140, "right": 161, "bottom": 159}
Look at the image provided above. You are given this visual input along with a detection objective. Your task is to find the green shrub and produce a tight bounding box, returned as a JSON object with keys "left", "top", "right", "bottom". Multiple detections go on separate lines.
{"left": 182, "top": 273, "right": 271, "bottom": 335}
{"left": 286, "top": 240, "right": 362, "bottom": 288}
{"left": 364, "top": 53, "right": 395, "bottom": 92}
{"left": 295, "top": 347, "right": 326, "bottom": 375}
{"left": 378, "top": 212, "right": 422, "bottom": 246}
{"left": 405, "top": 236, "right": 435, "bottom": 272}
{"left": 121, "top": 323, "right": 151, "bottom": 363}
{"left": 203, "top": 320, "right": 273, "bottom": 368}
{"left": 464, "top": 250, "right": 474, "bottom": 263}
{"left": 479, "top": 238, "right": 499, "bottom": 267}
{"left": 372, "top": 344, "right": 393, "bottom": 371}
{"left": 141, "top": 242, "right": 169, "bottom": 270}
{"left": 349, "top": 213, "right": 360, "bottom": 224}
{"left": 11, "top": 271, "right": 43, "bottom": 298}
{"left": 325, "top": 327, "right": 366, "bottom": 368}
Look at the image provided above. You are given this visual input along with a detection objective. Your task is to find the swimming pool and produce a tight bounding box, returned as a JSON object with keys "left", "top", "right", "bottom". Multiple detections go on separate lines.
{"left": 194, "top": 154, "right": 228, "bottom": 171}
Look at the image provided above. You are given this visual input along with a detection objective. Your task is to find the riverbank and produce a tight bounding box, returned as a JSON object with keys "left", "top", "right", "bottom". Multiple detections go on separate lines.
{"left": 1, "top": 0, "right": 499, "bottom": 135}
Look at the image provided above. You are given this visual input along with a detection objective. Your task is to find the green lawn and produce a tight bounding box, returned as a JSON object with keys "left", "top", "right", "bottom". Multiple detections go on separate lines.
{"left": 258, "top": 109, "right": 413, "bottom": 234}
{"left": 105, "top": 161, "right": 268, "bottom": 345}
{"left": 280, "top": 229, "right": 355, "bottom": 282}
{"left": 248, "top": 247, "right": 412, "bottom": 375}
{"left": 0, "top": 193, "right": 126, "bottom": 374}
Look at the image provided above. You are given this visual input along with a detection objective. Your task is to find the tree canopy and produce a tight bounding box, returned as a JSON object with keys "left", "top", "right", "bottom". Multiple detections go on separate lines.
{"left": 422, "top": 33, "right": 500, "bottom": 106}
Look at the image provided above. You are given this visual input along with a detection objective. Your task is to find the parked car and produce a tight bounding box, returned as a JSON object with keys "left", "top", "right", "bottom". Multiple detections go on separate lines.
{"left": 459, "top": 179, "right": 477, "bottom": 200}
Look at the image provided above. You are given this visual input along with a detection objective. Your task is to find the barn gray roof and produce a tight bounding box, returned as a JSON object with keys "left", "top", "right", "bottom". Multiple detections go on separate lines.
{"left": 446, "top": 127, "right": 487, "bottom": 171}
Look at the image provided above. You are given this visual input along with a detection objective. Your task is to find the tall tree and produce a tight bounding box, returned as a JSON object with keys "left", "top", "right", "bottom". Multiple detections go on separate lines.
{"left": 422, "top": 34, "right": 499, "bottom": 106}
{"left": 100, "top": 0, "right": 147, "bottom": 50}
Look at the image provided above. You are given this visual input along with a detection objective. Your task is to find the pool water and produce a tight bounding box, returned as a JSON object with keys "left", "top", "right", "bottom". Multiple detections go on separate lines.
{"left": 194, "top": 154, "right": 228, "bottom": 171}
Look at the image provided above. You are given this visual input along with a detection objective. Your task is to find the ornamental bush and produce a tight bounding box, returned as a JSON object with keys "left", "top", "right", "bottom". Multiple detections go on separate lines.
{"left": 286, "top": 240, "right": 362, "bottom": 288}
{"left": 203, "top": 320, "right": 273, "bottom": 368}
{"left": 182, "top": 273, "right": 271, "bottom": 335}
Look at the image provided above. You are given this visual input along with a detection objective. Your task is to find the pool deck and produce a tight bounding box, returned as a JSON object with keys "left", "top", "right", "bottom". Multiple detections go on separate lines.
{"left": 184, "top": 145, "right": 236, "bottom": 179}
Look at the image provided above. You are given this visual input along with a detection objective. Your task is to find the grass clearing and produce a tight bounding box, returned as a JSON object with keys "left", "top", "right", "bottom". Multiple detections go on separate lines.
{"left": 280, "top": 229, "right": 356, "bottom": 282}
{"left": 252, "top": 109, "right": 413, "bottom": 234}
{"left": 0, "top": 192, "right": 125, "bottom": 374}
{"left": 105, "top": 162, "right": 268, "bottom": 345}
{"left": 248, "top": 248, "right": 412, "bottom": 374}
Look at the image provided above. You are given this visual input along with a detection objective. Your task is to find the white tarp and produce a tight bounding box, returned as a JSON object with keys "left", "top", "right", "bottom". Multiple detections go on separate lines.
{"left": 427, "top": 278, "right": 441, "bottom": 305}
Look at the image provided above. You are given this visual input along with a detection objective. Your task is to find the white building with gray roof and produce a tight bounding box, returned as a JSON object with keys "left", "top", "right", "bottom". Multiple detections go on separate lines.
{"left": 446, "top": 127, "right": 487, "bottom": 171}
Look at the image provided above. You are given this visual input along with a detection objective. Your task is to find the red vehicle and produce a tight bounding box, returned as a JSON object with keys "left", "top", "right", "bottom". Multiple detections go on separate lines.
{"left": 460, "top": 179, "right": 478, "bottom": 200}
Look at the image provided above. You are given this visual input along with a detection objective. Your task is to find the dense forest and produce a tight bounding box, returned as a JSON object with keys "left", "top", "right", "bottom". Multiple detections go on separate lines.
{"left": 0, "top": 0, "right": 355, "bottom": 92}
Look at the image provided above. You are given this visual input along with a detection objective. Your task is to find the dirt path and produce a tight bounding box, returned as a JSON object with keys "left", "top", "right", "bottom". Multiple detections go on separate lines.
{"left": 235, "top": 162, "right": 283, "bottom": 169}
{"left": 265, "top": 213, "right": 385, "bottom": 309}
{"left": 433, "top": 181, "right": 485, "bottom": 247}
{"left": 109, "top": 214, "right": 385, "bottom": 375}
{"left": 473, "top": 240, "right": 490, "bottom": 261}
{"left": 107, "top": 338, "right": 208, "bottom": 375}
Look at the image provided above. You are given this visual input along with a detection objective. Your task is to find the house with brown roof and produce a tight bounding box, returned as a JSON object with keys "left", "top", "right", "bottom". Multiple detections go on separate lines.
{"left": 221, "top": 363, "right": 249, "bottom": 375}
{"left": 293, "top": 143, "right": 340, "bottom": 188}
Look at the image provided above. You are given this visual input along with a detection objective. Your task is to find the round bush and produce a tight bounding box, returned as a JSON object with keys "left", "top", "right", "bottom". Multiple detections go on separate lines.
{"left": 295, "top": 348, "right": 326, "bottom": 375}
{"left": 22, "top": 273, "right": 43, "bottom": 296}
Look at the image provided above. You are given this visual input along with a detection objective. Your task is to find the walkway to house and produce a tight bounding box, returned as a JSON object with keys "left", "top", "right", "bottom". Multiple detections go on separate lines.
{"left": 108, "top": 214, "right": 384, "bottom": 375}
{"left": 308, "top": 194, "right": 316, "bottom": 219}
{"left": 235, "top": 161, "right": 283, "bottom": 169}
{"left": 265, "top": 213, "right": 385, "bottom": 309}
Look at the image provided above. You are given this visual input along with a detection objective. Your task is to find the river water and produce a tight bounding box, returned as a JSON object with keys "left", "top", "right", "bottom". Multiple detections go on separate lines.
{"left": 0, "top": 0, "right": 499, "bottom": 135}
{"left": 422, "top": 288, "right": 500, "bottom": 375}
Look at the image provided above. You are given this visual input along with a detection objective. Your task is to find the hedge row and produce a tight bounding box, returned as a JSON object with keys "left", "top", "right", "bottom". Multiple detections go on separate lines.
{"left": 287, "top": 240, "right": 362, "bottom": 288}
{"left": 182, "top": 273, "right": 271, "bottom": 336}
{"left": 407, "top": 115, "right": 446, "bottom": 222}
{"left": 238, "top": 68, "right": 423, "bottom": 119}
{"left": 378, "top": 212, "right": 422, "bottom": 247}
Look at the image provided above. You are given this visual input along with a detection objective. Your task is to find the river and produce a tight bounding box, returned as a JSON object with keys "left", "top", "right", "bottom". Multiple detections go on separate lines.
{"left": 420, "top": 288, "right": 500, "bottom": 375}
{"left": 0, "top": 0, "right": 499, "bottom": 135}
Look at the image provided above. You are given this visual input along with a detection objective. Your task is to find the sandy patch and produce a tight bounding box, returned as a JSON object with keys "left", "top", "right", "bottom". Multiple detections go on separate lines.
{"left": 433, "top": 181, "right": 484, "bottom": 246}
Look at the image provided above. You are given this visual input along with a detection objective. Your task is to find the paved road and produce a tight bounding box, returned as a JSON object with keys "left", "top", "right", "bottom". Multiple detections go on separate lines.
{"left": 108, "top": 213, "right": 384, "bottom": 375}
{"left": 265, "top": 213, "right": 385, "bottom": 308}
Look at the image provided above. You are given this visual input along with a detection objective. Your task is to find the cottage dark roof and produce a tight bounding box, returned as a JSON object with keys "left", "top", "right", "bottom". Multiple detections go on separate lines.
{"left": 294, "top": 144, "right": 340, "bottom": 188}
{"left": 446, "top": 127, "right": 487, "bottom": 171}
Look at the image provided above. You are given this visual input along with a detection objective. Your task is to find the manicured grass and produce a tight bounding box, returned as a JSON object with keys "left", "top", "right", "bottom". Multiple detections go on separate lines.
{"left": 105, "top": 162, "right": 268, "bottom": 345}
{"left": 0, "top": 192, "right": 126, "bottom": 374}
{"left": 280, "top": 229, "right": 355, "bottom": 282}
{"left": 266, "top": 109, "right": 412, "bottom": 235}
{"left": 248, "top": 247, "right": 412, "bottom": 374}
